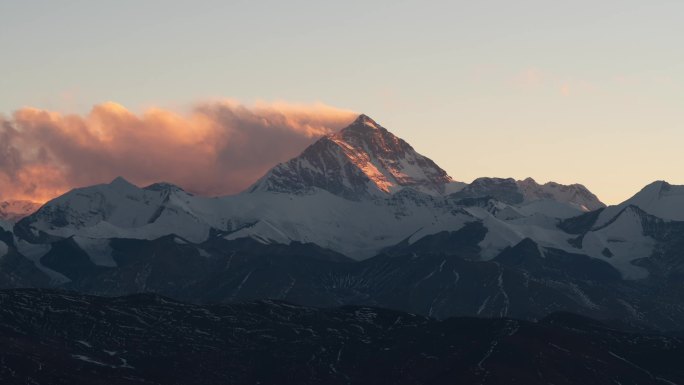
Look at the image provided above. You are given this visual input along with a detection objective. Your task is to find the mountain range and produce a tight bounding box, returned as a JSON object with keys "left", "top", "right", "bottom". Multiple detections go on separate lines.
{"left": 1, "top": 114, "right": 684, "bottom": 331}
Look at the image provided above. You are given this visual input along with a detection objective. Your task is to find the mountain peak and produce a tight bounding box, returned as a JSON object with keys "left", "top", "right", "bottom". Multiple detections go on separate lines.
{"left": 248, "top": 115, "right": 454, "bottom": 198}
{"left": 628, "top": 180, "right": 683, "bottom": 205}
{"left": 109, "top": 176, "right": 136, "bottom": 190}
{"left": 144, "top": 182, "right": 188, "bottom": 195}
{"left": 336, "top": 114, "right": 384, "bottom": 139}
{"left": 594, "top": 180, "right": 684, "bottom": 229}
{"left": 644, "top": 180, "right": 671, "bottom": 191}
{"left": 452, "top": 177, "right": 524, "bottom": 204}
{"left": 516, "top": 178, "right": 605, "bottom": 211}
{"left": 348, "top": 114, "right": 380, "bottom": 129}
{"left": 450, "top": 177, "right": 605, "bottom": 210}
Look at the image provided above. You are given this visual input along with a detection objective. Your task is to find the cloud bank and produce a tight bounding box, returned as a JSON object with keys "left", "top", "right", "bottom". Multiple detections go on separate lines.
{"left": 0, "top": 101, "right": 357, "bottom": 202}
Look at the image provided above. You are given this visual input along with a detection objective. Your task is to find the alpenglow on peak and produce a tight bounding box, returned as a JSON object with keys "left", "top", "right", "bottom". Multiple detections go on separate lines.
{"left": 248, "top": 114, "right": 456, "bottom": 199}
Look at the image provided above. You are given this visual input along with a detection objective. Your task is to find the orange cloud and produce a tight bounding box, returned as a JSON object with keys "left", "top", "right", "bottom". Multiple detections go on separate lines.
{"left": 0, "top": 101, "right": 357, "bottom": 202}
{"left": 560, "top": 83, "right": 571, "bottom": 96}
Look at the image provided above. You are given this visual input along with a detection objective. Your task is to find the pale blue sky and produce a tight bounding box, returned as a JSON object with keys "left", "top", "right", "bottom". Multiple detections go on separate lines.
{"left": 1, "top": 0, "right": 682, "bottom": 203}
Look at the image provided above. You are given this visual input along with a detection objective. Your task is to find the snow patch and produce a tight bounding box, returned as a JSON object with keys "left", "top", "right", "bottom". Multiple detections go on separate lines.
{"left": 0, "top": 240, "right": 8, "bottom": 258}
{"left": 73, "top": 237, "right": 117, "bottom": 267}
{"left": 15, "top": 240, "right": 70, "bottom": 283}
{"left": 581, "top": 208, "right": 652, "bottom": 279}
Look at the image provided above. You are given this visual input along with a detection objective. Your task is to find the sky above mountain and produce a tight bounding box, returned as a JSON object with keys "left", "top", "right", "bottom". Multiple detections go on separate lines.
{"left": 0, "top": 1, "right": 682, "bottom": 204}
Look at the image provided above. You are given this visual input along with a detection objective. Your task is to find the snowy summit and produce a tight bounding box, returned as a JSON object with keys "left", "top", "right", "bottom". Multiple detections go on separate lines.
{"left": 249, "top": 114, "right": 459, "bottom": 198}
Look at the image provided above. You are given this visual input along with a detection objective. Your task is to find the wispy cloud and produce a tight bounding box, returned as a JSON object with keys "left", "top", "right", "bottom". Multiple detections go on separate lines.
{"left": 0, "top": 101, "right": 357, "bottom": 202}
{"left": 510, "top": 67, "right": 597, "bottom": 96}
{"left": 511, "top": 67, "right": 545, "bottom": 88}
{"left": 558, "top": 79, "right": 596, "bottom": 96}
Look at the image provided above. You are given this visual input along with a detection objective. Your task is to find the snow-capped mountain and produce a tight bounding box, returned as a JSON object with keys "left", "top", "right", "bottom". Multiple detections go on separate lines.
{"left": 249, "top": 114, "right": 462, "bottom": 198}
{"left": 7, "top": 181, "right": 684, "bottom": 330}
{"left": 452, "top": 177, "right": 524, "bottom": 204}
{"left": 16, "top": 177, "right": 227, "bottom": 244}
{"left": 516, "top": 177, "right": 605, "bottom": 211}
{"left": 7, "top": 113, "right": 684, "bottom": 330}
{"left": 452, "top": 177, "right": 605, "bottom": 211}
{"left": 0, "top": 200, "right": 41, "bottom": 222}
{"left": 14, "top": 115, "right": 611, "bottom": 261}
{"left": 17, "top": 175, "right": 595, "bottom": 262}
{"left": 17, "top": 177, "right": 473, "bottom": 259}
{"left": 595, "top": 180, "right": 684, "bottom": 227}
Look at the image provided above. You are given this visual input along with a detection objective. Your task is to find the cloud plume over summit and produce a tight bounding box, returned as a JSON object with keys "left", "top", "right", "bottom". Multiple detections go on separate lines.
{"left": 0, "top": 101, "right": 357, "bottom": 202}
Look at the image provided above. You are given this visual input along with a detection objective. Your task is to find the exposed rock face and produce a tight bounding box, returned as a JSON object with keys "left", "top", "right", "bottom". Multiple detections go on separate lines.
{"left": 452, "top": 177, "right": 605, "bottom": 210}
{"left": 249, "top": 114, "right": 456, "bottom": 199}
{"left": 452, "top": 177, "right": 524, "bottom": 204}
